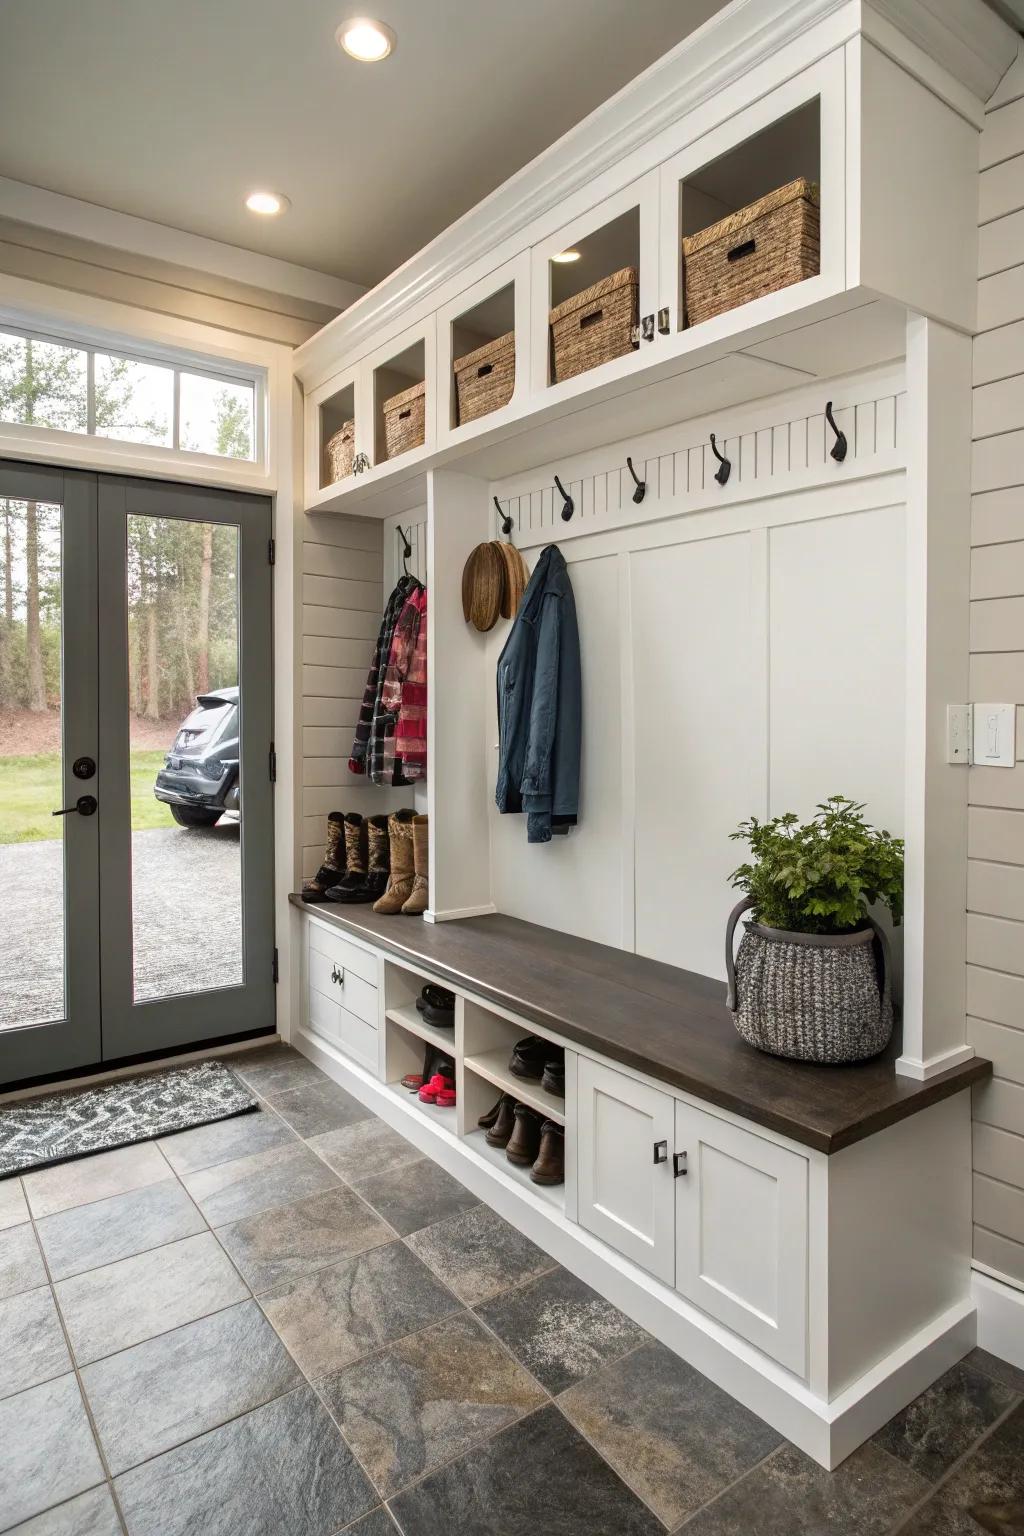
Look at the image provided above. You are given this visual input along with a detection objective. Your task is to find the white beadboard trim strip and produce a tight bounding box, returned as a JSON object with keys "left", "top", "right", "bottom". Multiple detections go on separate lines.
{"left": 972, "top": 1269, "right": 1024, "bottom": 1368}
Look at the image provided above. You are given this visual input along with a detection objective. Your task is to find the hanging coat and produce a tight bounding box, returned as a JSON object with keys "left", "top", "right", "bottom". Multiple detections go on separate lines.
{"left": 495, "top": 544, "right": 581, "bottom": 844}
{"left": 395, "top": 587, "right": 427, "bottom": 782}
{"left": 349, "top": 574, "right": 418, "bottom": 776}
{"left": 373, "top": 584, "right": 424, "bottom": 786}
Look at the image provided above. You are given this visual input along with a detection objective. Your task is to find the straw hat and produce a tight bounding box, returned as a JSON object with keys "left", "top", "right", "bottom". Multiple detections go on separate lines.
{"left": 461, "top": 542, "right": 505, "bottom": 631}
{"left": 494, "top": 540, "right": 529, "bottom": 619}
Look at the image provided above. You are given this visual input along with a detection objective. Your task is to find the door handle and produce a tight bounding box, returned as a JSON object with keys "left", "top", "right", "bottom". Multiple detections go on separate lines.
{"left": 653, "top": 1140, "right": 668, "bottom": 1165}
{"left": 53, "top": 795, "right": 97, "bottom": 817}
{"left": 673, "top": 1151, "right": 688, "bottom": 1178}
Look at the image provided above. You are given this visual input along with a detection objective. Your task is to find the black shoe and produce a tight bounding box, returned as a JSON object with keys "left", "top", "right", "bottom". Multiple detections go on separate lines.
{"left": 416, "top": 984, "right": 455, "bottom": 1028}
{"left": 508, "top": 1036, "right": 549, "bottom": 1081}
{"left": 541, "top": 1058, "right": 565, "bottom": 1096}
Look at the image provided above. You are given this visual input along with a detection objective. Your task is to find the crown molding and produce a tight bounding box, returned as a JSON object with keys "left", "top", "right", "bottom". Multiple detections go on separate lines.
{"left": 294, "top": 0, "right": 1017, "bottom": 387}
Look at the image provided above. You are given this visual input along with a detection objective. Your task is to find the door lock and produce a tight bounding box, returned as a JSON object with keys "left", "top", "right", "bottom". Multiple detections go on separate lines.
{"left": 52, "top": 795, "right": 97, "bottom": 817}
{"left": 72, "top": 756, "right": 96, "bottom": 780}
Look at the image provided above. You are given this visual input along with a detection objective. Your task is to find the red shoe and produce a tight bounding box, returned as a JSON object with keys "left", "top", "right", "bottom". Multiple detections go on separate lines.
{"left": 435, "top": 1079, "right": 456, "bottom": 1108}
{"left": 418, "top": 1072, "right": 453, "bottom": 1104}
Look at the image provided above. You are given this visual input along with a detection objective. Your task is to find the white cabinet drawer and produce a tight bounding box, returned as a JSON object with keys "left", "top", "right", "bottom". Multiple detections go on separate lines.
{"left": 308, "top": 984, "right": 379, "bottom": 1075}
{"left": 674, "top": 1102, "right": 807, "bottom": 1375}
{"left": 308, "top": 919, "right": 379, "bottom": 986}
{"left": 576, "top": 1057, "right": 676, "bottom": 1285}
{"left": 308, "top": 943, "right": 378, "bottom": 1027}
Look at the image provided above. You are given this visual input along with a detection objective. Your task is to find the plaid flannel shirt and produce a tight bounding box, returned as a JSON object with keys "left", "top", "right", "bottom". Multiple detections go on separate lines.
{"left": 395, "top": 587, "right": 427, "bottom": 782}
{"left": 371, "top": 585, "right": 424, "bottom": 786}
{"left": 348, "top": 574, "right": 417, "bottom": 776}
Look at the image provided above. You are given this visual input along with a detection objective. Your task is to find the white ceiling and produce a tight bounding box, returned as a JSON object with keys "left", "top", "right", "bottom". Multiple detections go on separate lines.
{"left": 0, "top": 0, "right": 726, "bottom": 289}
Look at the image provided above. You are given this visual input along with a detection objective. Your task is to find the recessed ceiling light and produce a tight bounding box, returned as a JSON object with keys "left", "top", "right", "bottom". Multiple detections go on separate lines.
{"left": 552, "top": 249, "right": 581, "bottom": 264}
{"left": 245, "top": 190, "right": 289, "bottom": 216}
{"left": 337, "top": 17, "right": 396, "bottom": 61}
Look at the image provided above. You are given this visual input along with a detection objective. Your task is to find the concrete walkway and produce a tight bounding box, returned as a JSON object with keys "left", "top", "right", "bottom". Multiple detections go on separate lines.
{"left": 0, "top": 824, "right": 242, "bottom": 1029}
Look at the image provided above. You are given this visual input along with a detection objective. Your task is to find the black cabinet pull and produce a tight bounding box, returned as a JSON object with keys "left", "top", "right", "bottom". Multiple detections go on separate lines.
{"left": 653, "top": 1140, "right": 668, "bottom": 1165}
{"left": 330, "top": 965, "right": 345, "bottom": 987}
{"left": 673, "top": 1151, "right": 688, "bottom": 1178}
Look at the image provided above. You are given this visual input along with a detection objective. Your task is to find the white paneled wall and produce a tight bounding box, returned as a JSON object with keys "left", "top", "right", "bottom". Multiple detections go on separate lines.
{"left": 969, "top": 46, "right": 1024, "bottom": 1289}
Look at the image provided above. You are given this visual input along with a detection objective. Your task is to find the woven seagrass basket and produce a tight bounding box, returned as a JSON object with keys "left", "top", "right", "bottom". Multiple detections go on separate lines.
{"left": 454, "top": 332, "right": 515, "bottom": 424}
{"left": 725, "top": 896, "right": 893, "bottom": 1064}
{"left": 550, "top": 266, "right": 638, "bottom": 383}
{"left": 682, "top": 178, "right": 819, "bottom": 329}
{"left": 324, "top": 420, "right": 355, "bottom": 483}
{"left": 382, "top": 380, "right": 426, "bottom": 460}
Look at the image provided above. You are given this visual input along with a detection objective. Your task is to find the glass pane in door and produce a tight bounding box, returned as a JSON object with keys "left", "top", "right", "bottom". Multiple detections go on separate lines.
{"left": 0, "top": 498, "right": 65, "bottom": 1028}
{"left": 125, "top": 514, "right": 243, "bottom": 1003}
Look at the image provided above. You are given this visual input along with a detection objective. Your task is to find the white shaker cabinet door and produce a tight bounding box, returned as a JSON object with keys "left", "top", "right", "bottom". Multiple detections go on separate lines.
{"left": 674, "top": 1101, "right": 808, "bottom": 1375}
{"left": 576, "top": 1057, "right": 676, "bottom": 1284}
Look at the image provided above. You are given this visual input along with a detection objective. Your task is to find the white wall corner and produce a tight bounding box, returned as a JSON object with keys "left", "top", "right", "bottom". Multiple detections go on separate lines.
{"left": 972, "top": 1269, "right": 1024, "bottom": 1370}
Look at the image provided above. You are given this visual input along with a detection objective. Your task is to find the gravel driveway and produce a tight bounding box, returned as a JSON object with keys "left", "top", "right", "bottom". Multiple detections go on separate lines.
{"left": 0, "top": 824, "right": 242, "bottom": 1029}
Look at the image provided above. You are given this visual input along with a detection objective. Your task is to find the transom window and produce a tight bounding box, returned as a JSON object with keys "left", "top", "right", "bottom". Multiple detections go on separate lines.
{"left": 0, "top": 322, "right": 263, "bottom": 463}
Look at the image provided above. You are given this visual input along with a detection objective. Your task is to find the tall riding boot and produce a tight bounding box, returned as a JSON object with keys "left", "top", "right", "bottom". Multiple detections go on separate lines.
{"left": 373, "top": 809, "right": 416, "bottom": 914}
{"left": 301, "top": 811, "right": 345, "bottom": 902}
{"left": 337, "top": 813, "right": 390, "bottom": 904}
{"left": 402, "top": 814, "right": 429, "bottom": 915}
{"left": 324, "top": 814, "right": 366, "bottom": 899}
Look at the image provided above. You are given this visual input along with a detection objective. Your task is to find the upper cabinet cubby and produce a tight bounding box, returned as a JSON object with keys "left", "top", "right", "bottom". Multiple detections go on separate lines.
{"left": 374, "top": 336, "right": 427, "bottom": 465}
{"left": 437, "top": 252, "right": 530, "bottom": 443}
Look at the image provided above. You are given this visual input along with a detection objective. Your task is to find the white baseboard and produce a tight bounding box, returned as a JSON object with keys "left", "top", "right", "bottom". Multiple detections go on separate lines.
{"left": 295, "top": 1025, "right": 974, "bottom": 1470}
{"left": 424, "top": 903, "right": 497, "bottom": 923}
{"left": 895, "top": 1043, "right": 976, "bottom": 1080}
{"left": 973, "top": 1269, "right": 1024, "bottom": 1371}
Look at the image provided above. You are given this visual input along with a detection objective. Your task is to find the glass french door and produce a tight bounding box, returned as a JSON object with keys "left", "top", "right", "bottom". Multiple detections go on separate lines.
{"left": 0, "top": 463, "right": 274, "bottom": 1086}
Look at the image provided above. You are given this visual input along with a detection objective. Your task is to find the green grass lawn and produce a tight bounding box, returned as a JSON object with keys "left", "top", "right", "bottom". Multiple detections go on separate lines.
{"left": 0, "top": 750, "right": 174, "bottom": 844}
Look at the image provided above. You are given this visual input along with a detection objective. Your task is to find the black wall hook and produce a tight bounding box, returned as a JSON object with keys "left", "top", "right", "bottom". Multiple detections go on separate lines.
{"left": 626, "top": 456, "right": 646, "bottom": 505}
{"left": 396, "top": 524, "right": 413, "bottom": 575}
{"left": 494, "top": 496, "right": 515, "bottom": 540}
{"left": 825, "top": 401, "right": 848, "bottom": 463}
{"left": 709, "top": 433, "right": 731, "bottom": 487}
{"left": 554, "top": 474, "right": 574, "bottom": 521}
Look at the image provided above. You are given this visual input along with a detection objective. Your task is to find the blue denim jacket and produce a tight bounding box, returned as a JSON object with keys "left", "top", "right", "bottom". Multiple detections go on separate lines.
{"left": 495, "top": 544, "right": 581, "bottom": 843}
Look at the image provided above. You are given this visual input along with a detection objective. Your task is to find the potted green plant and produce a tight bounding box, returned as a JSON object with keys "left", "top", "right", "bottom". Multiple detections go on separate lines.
{"left": 725, "top": 796, "right": 903, "bottom": 1064}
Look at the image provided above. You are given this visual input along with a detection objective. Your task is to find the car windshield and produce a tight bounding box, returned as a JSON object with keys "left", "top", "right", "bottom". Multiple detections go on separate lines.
{"left": 174, "top": 701, "right": 234, "bottom": 747}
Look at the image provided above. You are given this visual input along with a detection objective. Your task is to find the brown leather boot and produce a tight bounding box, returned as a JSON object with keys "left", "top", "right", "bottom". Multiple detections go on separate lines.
{"left": 506, "top": 1104, "right": 543, "bottom": 1166}
{"left": 402, "top": 814, "right": 429, "bottom": 915}
{"left": 484, "top": 1094, "right": 517, "bottom": 1147}
{"left": 302, "top": 811, "right": 345, "bottom": 901}
{"left": 336, "top": 814, "right": 390, "bottom": 904}
{"left": 324, "top": 814, "right": 366, "bottom": 900}
{"left": 373, "top": 809, "right": 416, "bottom": 914}
{"left": 531, "top": 1121, "right": 565, "bottom": 1185}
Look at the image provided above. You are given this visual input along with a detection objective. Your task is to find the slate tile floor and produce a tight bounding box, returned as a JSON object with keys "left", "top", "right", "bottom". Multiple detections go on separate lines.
{"left": 0, "top": 1043, "right": 1022, "bottom": 1535}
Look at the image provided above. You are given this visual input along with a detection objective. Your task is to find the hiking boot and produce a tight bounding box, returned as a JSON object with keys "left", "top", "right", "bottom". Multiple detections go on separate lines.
{"left": 506, "top": 1103, "right": 543, "bottom": 1166}
{"left": 484, "top": 1094, "right": 517, "bottom": 1148}
{"left": 373, "top": 810, "right": 416, "bottom": 914}
{"left": 531, "top": 1121, "right": 565, "bottom": 1185}
{"left": 402, "top": 814, "right": 429, "bottom": 914}
{"left": 323, "top": 814, "right": 367, "bottom": 900}
{"left": 301, "top": 811, "right": 345, "bottom": 902}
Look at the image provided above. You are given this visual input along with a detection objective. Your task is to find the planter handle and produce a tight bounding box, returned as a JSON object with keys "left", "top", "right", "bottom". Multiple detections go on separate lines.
{"left": 725, "top": 896, "right": 755, "bottom": 1011}
{"left": 865, "top": 911, "right": 893, "bottom": 1001}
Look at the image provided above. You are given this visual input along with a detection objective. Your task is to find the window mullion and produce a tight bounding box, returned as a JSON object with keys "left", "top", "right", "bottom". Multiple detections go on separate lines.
{"left": 172, "top": 369, "right": 181, "bottom": 450}
{"left": 86, "top": 350, "right": 96, "bottom": 436}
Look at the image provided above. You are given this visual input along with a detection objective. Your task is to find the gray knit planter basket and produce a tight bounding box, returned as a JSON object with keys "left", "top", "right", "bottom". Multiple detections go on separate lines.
{"left": 725, "top": 897, "right": 893, "bottom": 1064}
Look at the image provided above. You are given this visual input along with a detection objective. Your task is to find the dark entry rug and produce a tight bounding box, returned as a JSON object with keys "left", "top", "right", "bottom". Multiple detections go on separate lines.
{"left": 0, "top": 1059, "right": 258, "bottom": 1177}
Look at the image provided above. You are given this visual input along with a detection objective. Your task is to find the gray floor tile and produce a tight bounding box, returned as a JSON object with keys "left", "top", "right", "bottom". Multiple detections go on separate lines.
{"left": 158, "top": 1105, "right": 296, "bottom": 1177}
{"left": 344, "top": 1511, "right": 399, "bottom": 1536}
{"left": 967, "top": 1346, "right": 1024, "bottom": 1396}
{"left": 228, "top": 1047, "right": 325, "bottom": 1097}
{"left": 0, "top": 1177, "right": 29, "bottom": 1231}
{"left": 260, "top": 1239, "right": 460, "bottom": 1379}
{"left": 182, "top": 1140, "right": 340, "bottom": 1227}
{"left": 6, "top": 1485, "right": 121, "bottom": 1536}
{"left": 0, "top": 1222, "right": 46, "bottom": 1299}
{"left": 389, "top": 1402, "right": 664, "bottom": 1536}
{"left": 898, "top": 1399, "right": 1024, "bottom": 1535}
{"left": 55, "top": 1230, "right": 248, "bottom": 1365}
{"left": 307, "top": 1118, "right": 422, "bottom": 1188}
{"left": 681, "top": 1441, "right": 932, "bottom": 1536}
{"left": 405, "top": 1204, "right": 555, "bottom": 1306}
{"left": 558, "top": 1339, "right": 782, "bottom": 1529}
{"left": 114, "top": 1384, "right": 376, "bottom": 1536}
{"left": 475, "top": 1265, "right": 648, "bottom": 1394}
{"left": 319, "top": 1311, "right": 546, "bottom": 1496}
{"left": 873, "top": 1359, "right": 1018, "bottom": 1482}
{"left": 22, "top": 1142, "right": 170, "bottom": 1220}
{"left": 215, "top": 1185, "right": 393, "bottom": 1293}
{"left": 0, "top": 1374, "right": 105, "bottom": 1529}
{"left": 0, "top": 1286, "right": 71, "bottom": 1400}
{"left": 81, "top": 1298, "right": 302, "bottom": 1474}
{"left": 356, "top": 1157, "right": 479, "bottom": 1237}
{"left": 267, "top": 1079, "right": 374, "bottom": 1138}
{"left": 35, "top": 1179, "right": 205, "bottom": 1282}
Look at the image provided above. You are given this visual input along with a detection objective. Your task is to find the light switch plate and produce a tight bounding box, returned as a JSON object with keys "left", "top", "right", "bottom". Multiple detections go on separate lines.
{"left": 973, "top": 703, "right": 1016, "bottom": 768}
{"left": 946, "top": 704, "right": 972, "bottom": 764}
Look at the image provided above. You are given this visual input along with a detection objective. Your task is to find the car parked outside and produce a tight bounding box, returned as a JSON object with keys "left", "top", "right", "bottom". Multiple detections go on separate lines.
{"left": 154, "top": 686, "right": 240, "bottom": 827}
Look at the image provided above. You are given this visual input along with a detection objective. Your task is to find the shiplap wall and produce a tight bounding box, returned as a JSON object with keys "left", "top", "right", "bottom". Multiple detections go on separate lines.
{"left": 970, "top": 45, "right": 1024, "bottom": 1290}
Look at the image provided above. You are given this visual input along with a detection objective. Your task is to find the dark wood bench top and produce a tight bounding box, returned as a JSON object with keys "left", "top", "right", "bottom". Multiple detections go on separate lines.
{"left": 290, "top": 896, "right": 990, "bottom": 1154}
